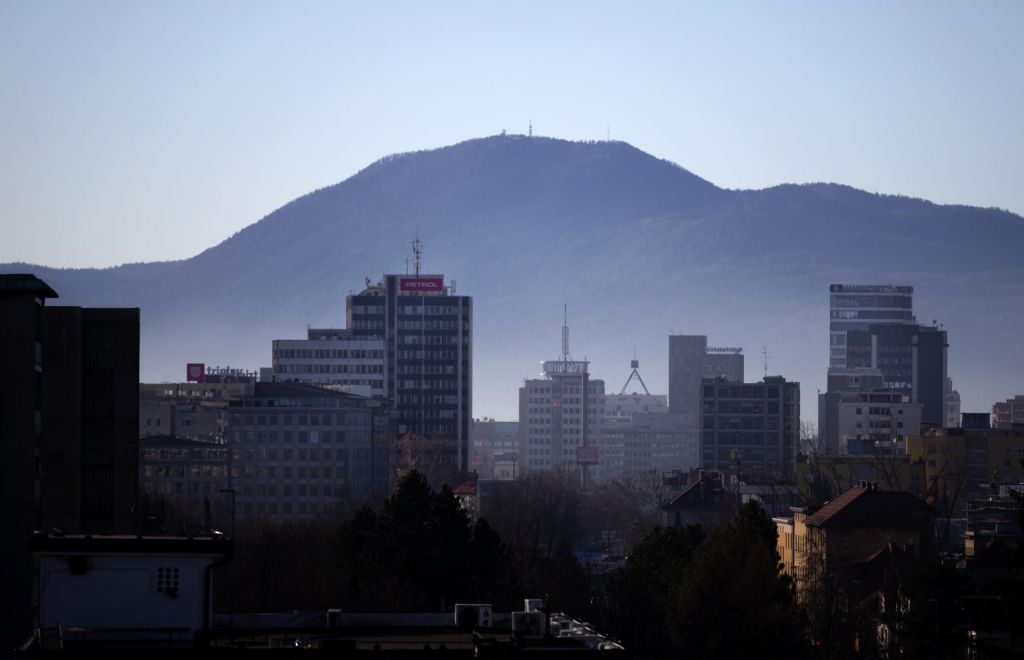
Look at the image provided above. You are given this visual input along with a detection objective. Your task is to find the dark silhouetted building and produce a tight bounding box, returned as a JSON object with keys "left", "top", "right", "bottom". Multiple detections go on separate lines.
{"left": 700, "top": 376, "right": 800, "bottom": 472}
{"left": 229, "top": 382, "right": 393, "bottom": 519}
{"left": 0, "top": 274, "right": 139, "bottom": 650}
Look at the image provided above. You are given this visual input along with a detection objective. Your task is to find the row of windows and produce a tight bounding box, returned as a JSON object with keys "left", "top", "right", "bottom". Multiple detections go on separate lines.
{"left": 231, "top": 412, "right": 360, "bottom": 426}
{"left": 237, "top": 464, "right": 345, "bottom": 479}
{"left": 398, "top": 350, "right": 459, "bottom": 360}
{"left": 397, "top": 319, "right": 463, "bottom": 330}
{"left": 397, "top": 304, "right": 462, "bottom": 315}
{"left": 233, "top": 430, "right": 355, "bottom": 444}
{"left": 144, "top": 464, "right": 226, "bottom": 478}
{"left": 398, "top": 379, "right": 460, "bottom": 390}
{"left": 275, "top": 348, "right": 382, "bottom": 359}
{"left": 397, "top": 394, "right": 461, "bottom": 404}
{"left": 399, "top": 335, "right": 468, "bottom": 345}
{"left": 142, "top": 448, "right": 227, "bottom": 461}
{"left": 234, "top": 446, "right": 349, "bottom": 462}
{"left": 398, "top": 364, "right": 457, "bottom": 375}
{"left": 277, "top": 363, "right": 383, "bottom": 375}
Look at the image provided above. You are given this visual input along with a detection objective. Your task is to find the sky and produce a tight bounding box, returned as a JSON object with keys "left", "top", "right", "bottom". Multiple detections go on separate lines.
{"left": 1, "top": 1, "right": 1022, "bottom": 269}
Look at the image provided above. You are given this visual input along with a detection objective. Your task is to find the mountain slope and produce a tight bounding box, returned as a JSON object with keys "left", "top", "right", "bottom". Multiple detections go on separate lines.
{"left": 5, "top": 135, "right": 1023, "bottom": 419}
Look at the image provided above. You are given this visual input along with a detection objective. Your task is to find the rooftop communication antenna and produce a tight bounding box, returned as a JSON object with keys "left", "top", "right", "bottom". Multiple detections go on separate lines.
{"left": 412, "top": 236, "right": 423, "bottom": 276}
{"left": 561, "top": 304, "right": 570, "bottom": 362}
{"left": 619, "top": 347, "right": 650, "bottom": 395}
{"left": 762, "top": 346, "right": 769, "bottom": 379}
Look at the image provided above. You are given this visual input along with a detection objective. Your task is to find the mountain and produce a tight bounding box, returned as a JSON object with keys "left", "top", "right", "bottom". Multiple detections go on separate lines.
{"left": 4, "top": 135, "right": 1023, "bottom": 420}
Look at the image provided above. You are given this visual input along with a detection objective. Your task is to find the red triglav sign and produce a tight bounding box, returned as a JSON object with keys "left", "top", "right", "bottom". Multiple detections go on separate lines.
{"left": 186, "top": 363, "right": 206, "bottom": 383}
{"left": 399, "top": 277, "right": 444, "bottom": 292}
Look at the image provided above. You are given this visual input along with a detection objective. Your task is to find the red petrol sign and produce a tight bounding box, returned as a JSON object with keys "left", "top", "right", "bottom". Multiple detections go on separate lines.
{"left": 399, "top": 276, "right": 444, "bottom": 292}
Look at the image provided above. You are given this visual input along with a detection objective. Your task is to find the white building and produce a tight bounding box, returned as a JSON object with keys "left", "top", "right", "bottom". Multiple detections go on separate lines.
{"left": 32, "top": 533, "right": 230, "bottom": 648}
{"left": 272, "top": 328, "right": 385, "bottom": 397}
{"left": 834, "top": 391, "right": 923, "bottom": 455}
{"left": 518, "top": 360, "right": 605, "bottom": 484}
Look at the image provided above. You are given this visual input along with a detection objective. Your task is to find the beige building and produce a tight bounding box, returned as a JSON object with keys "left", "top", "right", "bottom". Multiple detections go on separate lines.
{"left": 774, "top": 482, "right": 935, "bottom": 596}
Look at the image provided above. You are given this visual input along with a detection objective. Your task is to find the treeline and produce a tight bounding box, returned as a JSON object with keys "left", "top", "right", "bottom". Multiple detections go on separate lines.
{"left": 215, "top": 470, "right": 811, "bottom": 657}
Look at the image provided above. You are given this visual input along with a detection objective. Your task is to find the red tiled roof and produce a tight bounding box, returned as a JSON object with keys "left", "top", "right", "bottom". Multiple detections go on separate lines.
{"left": 804, "top": 485, "right": 933, "bottom": 529}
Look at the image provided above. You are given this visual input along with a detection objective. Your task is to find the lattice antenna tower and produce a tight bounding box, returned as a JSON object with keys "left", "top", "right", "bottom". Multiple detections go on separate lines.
{"left": 620, "top": 346, "right": 650, "bottom": 395}
{"left": 412, "top": 236, "right": 423, "bottom": 276}
{"left": 562, "top": 304, "right": 570, "bottom": 363}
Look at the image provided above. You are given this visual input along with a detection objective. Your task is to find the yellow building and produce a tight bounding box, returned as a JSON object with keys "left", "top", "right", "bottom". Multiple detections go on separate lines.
{"left": 905, "top": 423, "right": 1024, "bottom": 509}
{"left": 774, "top": 482, "right": 935, "bottom": 597}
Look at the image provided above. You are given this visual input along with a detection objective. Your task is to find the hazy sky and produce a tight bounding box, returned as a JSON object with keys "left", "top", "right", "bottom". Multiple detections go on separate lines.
{"left": 2, "top": 2, "right": 1022, "bottom": 268}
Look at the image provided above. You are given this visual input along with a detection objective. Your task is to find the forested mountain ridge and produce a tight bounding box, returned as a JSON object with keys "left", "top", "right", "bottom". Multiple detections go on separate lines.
{"left": 5, "top": 135, "right": 1022, "bottom": 418}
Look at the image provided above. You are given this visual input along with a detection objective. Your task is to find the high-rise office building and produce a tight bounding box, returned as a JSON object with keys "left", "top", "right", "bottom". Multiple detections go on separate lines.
{"left": 845, "top": 324, "right": 948, "bottom": 427}
{"left": 518, "top": 315, "right": 604, "bottom": 486}
{"left": 667, "top": 337, "right": 744, "bottom": 471}
{"left": 828, "top": 284, "right": 915, "bottom": 368}
{"left": 347, "top": 266, "right": 472, "bottom": 474}
{"left": 668, "top": 336, "right": 744, "bottom": 416}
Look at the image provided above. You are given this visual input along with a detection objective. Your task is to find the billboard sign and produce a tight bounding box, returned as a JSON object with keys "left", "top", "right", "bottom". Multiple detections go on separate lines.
{"left": 576, "top": 446, "right": 599, "bottom": 465}
{"left": 399, "top": 276, "right": 444, "bottom": 292}
{"left": 542, "top": 360, "right": 588, "bottom": 376}
{"left": 186, "top": 363, "right": 206, "bottom": 383}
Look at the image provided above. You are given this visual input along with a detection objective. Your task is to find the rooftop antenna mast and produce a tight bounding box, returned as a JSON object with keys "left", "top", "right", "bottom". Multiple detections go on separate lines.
{"left": 762, "top": 346, "right": 769, "bottom": 379}
{"left": 412, "top": 235, "right": 422, "bottom": 277}
{"left": 620, "top": 346, "right": 651, "bottom": 395}
{"left": 562, "top": 304, "right": 570, "bottom": 362}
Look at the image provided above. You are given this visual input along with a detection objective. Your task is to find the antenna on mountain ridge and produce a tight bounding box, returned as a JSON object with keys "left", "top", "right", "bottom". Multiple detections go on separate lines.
{"left": 529, "top": 119, "right": 533, "bottom": 137}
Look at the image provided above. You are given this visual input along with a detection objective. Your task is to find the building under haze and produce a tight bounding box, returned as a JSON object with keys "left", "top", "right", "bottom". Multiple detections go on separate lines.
{"left": 229, "top": 382, "right": 392, "bottom": 520}
{"left": 518, "top": 319, "right": 604, "bottom": 486}
{"left": 0, "top": 274, "right": 140, "bottom": 650}
{"left": 347, "top": 266, "right": 472, "bottom": 475}
{"left": 667, "top": 336, "right": 743, "bottom": 475}
{"left": 271, "top": 327, "right": 386, "bottom": 397}
{"left": 700, "top": 376, "right": 800, "bottom": 472}
{"left": 845, "top": 323, "right": 948, "bottom": 427}
{"left": 828, "top": 284, "right": 915, "bottom": 368}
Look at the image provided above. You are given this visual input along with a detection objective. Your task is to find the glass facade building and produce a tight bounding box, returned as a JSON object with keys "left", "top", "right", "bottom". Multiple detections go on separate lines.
{"left": 829, "top": 284, "right": 915, "bottom": 368}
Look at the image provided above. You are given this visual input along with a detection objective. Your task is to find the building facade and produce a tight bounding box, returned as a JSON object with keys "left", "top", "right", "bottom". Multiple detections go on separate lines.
{"left": 845, "top": 323, "right": 948, "bottom": 427}
{"left": 700, "top": 376, "right": 800, "bottom": 472}
{"left": 906, "top": 419, "right": 1024, "bottom": 510}
{"left": 347, "top": 273, "right": 472, "bottom": 474}
{"left": 518, "top": 360, "right": 605, "bottom": 485}
{"left": 828, "top": 284, "right": 915, "bottom": 368}
{"left": 470, "top": 418, "right": 519, "bottom": 480}
{"left": 271, "top": 328, "right": 386, "bottom": 397}
{"left": 229, "top": 382, "right": 392, "bottom": 520}
{"left": 599, "top": 413, "right": 696, "bottom": 481}
{"left": 992, "top": 395, "right": 1024, "bottom": 429}
{"left": 0, "top": 275, "right": 140, "bottom": 650}
{"left": 831, "top": 391, "right": 923, "bottom": 455}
